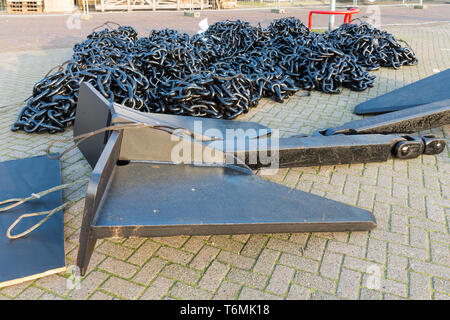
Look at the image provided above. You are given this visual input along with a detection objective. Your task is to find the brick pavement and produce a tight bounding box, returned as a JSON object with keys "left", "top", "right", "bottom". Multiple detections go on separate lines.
{"left": 0, "top": 19, "right": 448, "bottom": 300}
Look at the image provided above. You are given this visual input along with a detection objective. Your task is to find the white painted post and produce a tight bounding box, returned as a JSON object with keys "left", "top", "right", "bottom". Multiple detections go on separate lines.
{"left": 329, "top": 0, "right": 336, "bottom": 31}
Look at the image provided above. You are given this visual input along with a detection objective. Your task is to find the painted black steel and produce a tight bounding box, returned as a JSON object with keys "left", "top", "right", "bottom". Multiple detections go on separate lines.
{"left": 323, "top": 99, "right": 450, "bottom": 136}
{"left": 354, "top": 69, "right": 450, "bottom": 115}
{"left": 76, "top": 131, "right": 376, "bottom": 275}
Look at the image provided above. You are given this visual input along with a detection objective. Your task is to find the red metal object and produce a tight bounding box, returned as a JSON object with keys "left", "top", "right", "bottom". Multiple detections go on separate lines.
{"left": 308, "top": 8, "right": 360, "bottom": 30}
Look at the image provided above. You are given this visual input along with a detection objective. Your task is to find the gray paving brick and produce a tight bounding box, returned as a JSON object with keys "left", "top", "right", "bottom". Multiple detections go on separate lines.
{"left": 359, "top": 288, "right": 383, "bottom": 300}
{"left": 279, "top": 253, "right": 319, "bottom": 274}
{"left": 240, "top": 234, "right": 267, "bottom": 258}
{"left": 190, "top": 245, "right": 220, "bottom": 270}
{"left": 388, "top": 242, "right": 428, "bottom": 261}
{"left": 16, "top": 286, "right": 45, "bottom": 300}
{"left": 266, "top": 265, "right": 295, "bottom": 296}
{"left": 409, "top": 272, "right": 432, "bottom": 300}
{"left": 208, "top": 235, "right": 244, "bottom": 253}
{"left": 140, "top": 277, "right": 173, "bottom": 300}
{"left": 69, "top": 271, "right": 109, "bottom": 300}
{"left": 182, "top": 236, "right": 208, "bottom": 254}
{"left": 327, "top": 240, "right": 366, "bottom": 259}
{"left": 199, "top": 261, "right": 229, "bottom": 292}
{"left": 238, "top": 287, "right": 282, "bottom": 300}
{"left": 132, "top": 257, "right": 167, "bottom": 285}
{"left": 127, "top": 240, "right": 160, "bottom": 266}
{"left": 217, "top": 250, "right": 255, "bottom": 270}
{"left": 213, "top": 281, "right": 241, "bottom": 300}
{"left": 152, "top": 236, "right": 189, "bottom": 248}
{"left": 252, "top": 248, "right": 280, "bottom": 275}
{"left": 293, "top": 271, "right": 336, "bottom": 294}
{"left": 89, "top": 291, "right": 114, "bottom": 300}
{"left": 430, "top": 240, "right": 450, "bottom": 265}
{"left": 432, "top": 277, "right": 450, "bottom": 295}
{"left": 160, "top": 264, "right": 202, "bottom": 285}
{"left": 337, "top": 268, "right": 362, "bottom": 299}
{"left": 96, "top": 240, "right": 134, "bottom": 261}
{"left": 98, "top": 257, "right": 139, "bottom": 279}
{"left": 408, "top": 260, "right": 450, "bottom": 278}
{"left": 366, "top": 238, "right": 387, "bottom": 264}
{"left": 386, "top": 253, "right": 408, "bottom": 283}
{"left": 100, "top": 277, "right": 145, "bottom": 300}
{"left": 286, "top": 284, "right": 310, "bottom": 300}
{"left": 156, "top": 246, "right": 194, "bottom": 265}
{"left": 170, "top": 282, "right": 212, "bottom": 300}
{"left": 408, "top": 226, "right": 429, "bottom": 250}
{"left": 227, "top": 268, "right": 268, "bottom": 290}
{"left": 266, "top": 237, "right": 304, "bottom": 256}
{"left": 320, "top": 251, "right": 343, "bottom": 279}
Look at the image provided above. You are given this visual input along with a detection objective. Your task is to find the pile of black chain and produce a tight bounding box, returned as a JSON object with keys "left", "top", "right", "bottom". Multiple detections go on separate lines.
{"left": 12, "top": 19, "right": 418, "bottom": 133}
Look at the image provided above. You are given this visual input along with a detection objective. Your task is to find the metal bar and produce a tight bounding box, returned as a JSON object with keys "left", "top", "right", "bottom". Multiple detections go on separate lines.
{"left": 355, "top": 69, "right": 450, "bottom": 115}
{"left": 76, "top": 130, "right": 123, "bottom": 275}
{"left": 324, "top": 99, "right": 450, "bottom": 136}
{"left": 207, "top": 133, "right": 446, "bottom": 169}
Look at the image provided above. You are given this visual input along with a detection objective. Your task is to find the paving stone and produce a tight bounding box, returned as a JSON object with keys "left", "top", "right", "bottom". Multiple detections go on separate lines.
{"left": 160, "top": 264, "right": 202, "bottom": 285}
{"left": 127, "top": 240, "right": 161, "bottom": 266}
{"left": 328, "top": 240, "right": 366, "bottom": 259}
{"left": 279, "top": 253, "right": 319, "bottom": 274}
{"left": 286, "top": 284, "right": 310, "bottom": 300}
{"left": 198, "top": 261, "right": 229, "bottom": 292}
{"left": 320, "top": 251, "right": 343, "bottom": 279}
{"left": 293, "top": 271, "right": 336, "bottom": 294}
{"left": 190, "top": 245, "right": 220, "bottom": 270}
{"left": 100, "top": 277, "right": 145, "bottom": 300}
{"left": 266, "top": 237, "right": 304, "bottom": 257}
{"left": 170, "top": 282, "right": 212, "bottom": 300}
{"left": 96, "top": 240, "right": 134, "bottom": 261}
{"left": 386, "top": 253, "right": 408, "bottom": 283}
{"left": 69, "top": 271, "right": 109, "bottom": 300}
{"left": 265, "top": 265, "right": 295, "bottom": 296}
{"left": 156, "top": 246, "right": 194, "bottom": 265}
{"left": 140, "top": 277, "right": 173, "bottom": 300}
{"left": 152, "top": 236, "right": 189, "bottom": 248}
{"left": 337, "top": 268, "right": 361, "bottom": 299}
{"left": 241, "top": 234, "right": 268, "bottom": 258}
{"left": 15, "top": 286, "right": 45, "bottom": 300}
{"left": 132, "top": 257, "right": 167, "bottom": 285}
{"left": 182, "top": 236, "right": 208, "bottom": 254}
{"left": 226, "top": 268, "right": 268, "bottom": 290}
{"left": 217, "top": 250, "right": 255, "bottom": 270}
{"left": 409, "top": 271, "right": 432, "bottom": 300}
{"left": 0, "top": 281, "right": 33, "bottom": 298}
{"left": 98, "top": 257, "right": 139, "bottom": 279}
{"left": 359, "top": 288, "right": 383, "bottom": 300}
{"left": 238, "top": 287, "right": 282, "bottom": 300}
{"left": 89, "top": 290, "right": 114, "bottom": 300}
{"left": 208, "top": 235, "right": 244, "bottom": 253}
{"left": 252, "top": 248, "right": 280, "bottom": 275}
{"left": 213, "top": 281, "right": 241, "bottom": 300}
{"left": 432, "top": 277, "right": 450, "bottom": 295}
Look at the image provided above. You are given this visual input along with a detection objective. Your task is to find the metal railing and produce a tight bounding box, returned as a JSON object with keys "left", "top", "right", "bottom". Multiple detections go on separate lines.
{"left": 0, "top": 0, "right": 6, "bottom": 12}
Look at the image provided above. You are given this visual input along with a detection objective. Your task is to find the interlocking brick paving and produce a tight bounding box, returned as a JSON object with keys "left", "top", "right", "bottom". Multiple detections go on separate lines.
{"left": 0, "top": 20, "right": 448, "bottom": 300}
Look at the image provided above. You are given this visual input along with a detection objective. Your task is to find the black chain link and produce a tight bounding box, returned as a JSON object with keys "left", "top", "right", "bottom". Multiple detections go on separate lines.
{"left": 11, "top": 19, "right": 418, "bottom": 133}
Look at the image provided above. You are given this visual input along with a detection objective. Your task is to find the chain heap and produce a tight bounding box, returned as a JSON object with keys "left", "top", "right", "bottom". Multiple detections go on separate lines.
{"left": 12, "top": 19, "right": 418, "bottom": 133}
